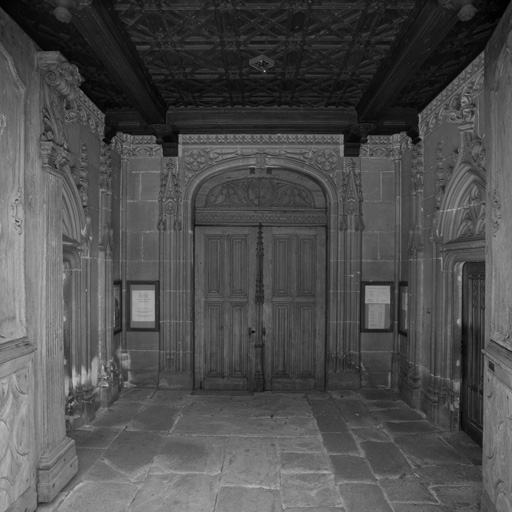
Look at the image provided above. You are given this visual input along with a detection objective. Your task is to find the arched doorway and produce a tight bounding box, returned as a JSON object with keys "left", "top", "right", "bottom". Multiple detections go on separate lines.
{"left": 193, "top": 170, "right": 327, "bottom": 391}
{"left": 159, "top": 134, "right": 365, "bottom": 391}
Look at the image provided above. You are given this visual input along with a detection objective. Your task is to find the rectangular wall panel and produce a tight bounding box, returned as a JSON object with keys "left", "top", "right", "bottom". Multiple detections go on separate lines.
{"left": 297, "top": 237, "right": 315, "bottom": 297}
{"left": 204, "top": 303, "right": 223, "bottom": 376}
{"left": 273, "top": 237, "right": 292, "bottom": 297}
{"left": 272, "top": 304, "right": 290, "bottom": 376}
{"left": 228, "top": 303, "right": 248, "bottom": 377}
{"left": 297, "top": 304, "right": 315, "bottom": 376}
{"left": 229, "top": 236, "right": 248, "bottom": 297}
{"left": 205, "top": 237, "right": 222, "bottom": 296}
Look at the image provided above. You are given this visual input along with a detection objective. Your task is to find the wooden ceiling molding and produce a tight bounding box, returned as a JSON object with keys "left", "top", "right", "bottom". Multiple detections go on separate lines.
{"left": 2, "top": 0, "right": 509, "bottom": 152}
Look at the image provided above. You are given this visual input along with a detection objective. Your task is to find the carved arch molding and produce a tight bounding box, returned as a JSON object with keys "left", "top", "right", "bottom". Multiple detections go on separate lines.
{"left": 158, "top": 134, "right": 365, "bottom": 390}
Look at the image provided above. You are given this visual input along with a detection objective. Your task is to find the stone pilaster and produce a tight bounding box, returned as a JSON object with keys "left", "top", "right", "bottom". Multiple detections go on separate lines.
{"left": 36, "top": 51, "right": 79, "bottom": 502}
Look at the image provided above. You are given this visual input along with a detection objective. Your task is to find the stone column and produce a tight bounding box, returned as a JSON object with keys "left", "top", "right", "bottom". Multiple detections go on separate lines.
{"left": 338, "top": 158, "right": 364, "bottom": 389}
{"left": 402, "top": 142, "right": 424, "bottom": 406}
{"left": 36, "top": 52, "right": 79, "bottom": 502}
{"left": 159, "top": 157, "right": 192, "bottom": 388}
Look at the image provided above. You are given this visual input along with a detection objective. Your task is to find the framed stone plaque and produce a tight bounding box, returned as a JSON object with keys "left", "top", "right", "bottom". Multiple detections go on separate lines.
{"left": 127, "top": 281, "right": 160, "bottom": 331}
{"left": 360, "top": 281, "right": 394, "bottom": 332}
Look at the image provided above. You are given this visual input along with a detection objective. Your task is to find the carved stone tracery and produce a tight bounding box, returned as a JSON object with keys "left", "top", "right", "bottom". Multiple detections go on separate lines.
{"left": 204, "top": 178, "right": 315, "bottom": 209}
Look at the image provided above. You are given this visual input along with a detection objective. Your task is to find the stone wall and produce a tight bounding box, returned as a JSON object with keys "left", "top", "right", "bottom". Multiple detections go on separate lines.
{"left": 483, "top": 2, "right": 512, "bottom": 509}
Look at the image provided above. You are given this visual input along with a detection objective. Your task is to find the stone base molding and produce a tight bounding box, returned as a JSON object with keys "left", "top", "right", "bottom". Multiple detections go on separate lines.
{"left": 37, "top": 437, "right": 78, "bottom": 503}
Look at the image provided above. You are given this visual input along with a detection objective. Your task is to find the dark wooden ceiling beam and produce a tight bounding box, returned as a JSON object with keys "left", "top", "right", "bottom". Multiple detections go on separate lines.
{"left": 71, "top": 0, "right": 167, "bottom": 124}
{"left": 356, "top": 0, "right": 460, "bottom": 124}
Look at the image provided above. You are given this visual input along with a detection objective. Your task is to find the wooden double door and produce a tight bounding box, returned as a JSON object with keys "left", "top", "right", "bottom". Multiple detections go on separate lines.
{"left": 461, "top": 261, "right": 485, "bottom": 445}
{"left": 195, "top": 225, "right": 326, "bottom": 391}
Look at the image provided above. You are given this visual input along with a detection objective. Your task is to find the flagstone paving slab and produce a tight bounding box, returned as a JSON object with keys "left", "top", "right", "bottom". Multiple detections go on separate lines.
{"left": 321, "top": 432, "right": 360, "bottom": 455}
{"left": 330, "top": 455, "right": 376, "bottom": 483}
{"left": 127, "top": 473, "right": 219, "bottom": 512}
{"left": 280, "top": 473, "right": 344, "bottom": 508}
{"left": 379, "top": 476, "right": 438, "bottom": 503}
{"left": 361, "top": 441, "right": 414, "bottom": 478}
{"left": 150, "top": 435, "right": 226, "bottom": 475}
{"left": 220, "top": 436, "right": 279, "bottom": 488}
{"left": 338, "top": 483, "right": 394, "bottom": 512}
{"left": 214, "top": 486, "right": 283, "bottom": 512}
{"left": 280, "top": 452, "right": 333, "bottom": 473}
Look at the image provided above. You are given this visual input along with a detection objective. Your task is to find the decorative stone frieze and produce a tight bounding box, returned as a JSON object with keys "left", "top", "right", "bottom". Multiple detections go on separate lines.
{"left": 338, "top": 159, "right": 364, "bottom": 231}
{"left": 111, "top": 133, "right": 162, "bottom": 158}
{"left": 180, "top": 133, "right": 342, "bottom": 145}
{"left": 360, "top": 135, "right": 394, "bottom": 158}
{"left": 419, "top": 53, "right": 484, "bottom": 137}
{"left": 65, "top": 88, "right": 104, "bottom": 138}
{"left": 180, "top": 134, "right": 344, "bottom": 184}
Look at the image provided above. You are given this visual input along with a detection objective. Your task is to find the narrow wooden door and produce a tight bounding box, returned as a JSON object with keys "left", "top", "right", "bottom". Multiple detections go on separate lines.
{"left": 195, "top": 225, "right": 325, "bottom": 391}
{"left": 461, "top": 261, "right": 485, "bottom": 445}
{"left": 263, "top": 227, "right": 326, "bottom": 390}
{"left": 195, "top": 227, "right": 257, "bottom": 390}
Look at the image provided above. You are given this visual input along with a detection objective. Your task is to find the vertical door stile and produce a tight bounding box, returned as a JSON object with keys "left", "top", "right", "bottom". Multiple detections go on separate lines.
{"left": 254, "top": 224, "right": 265, "bottom": 391}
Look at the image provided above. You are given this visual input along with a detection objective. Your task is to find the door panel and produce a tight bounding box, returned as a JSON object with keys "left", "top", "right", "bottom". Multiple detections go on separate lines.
{"left": 264, "top": 227, "right": 326, "bottom": 390}
{"left": 195, "top": 227, "right": 255, "bottom": 390}
{"left": 195, "top": 225, "right": 325, "bottom": 391}
{"left": 461, "top": 261, "right": 485, "bottom": 445}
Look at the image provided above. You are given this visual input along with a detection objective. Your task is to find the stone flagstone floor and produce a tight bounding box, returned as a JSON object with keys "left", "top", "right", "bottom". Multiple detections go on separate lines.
{"left": 37, "top": 388, "right": 483, "bottom": 512}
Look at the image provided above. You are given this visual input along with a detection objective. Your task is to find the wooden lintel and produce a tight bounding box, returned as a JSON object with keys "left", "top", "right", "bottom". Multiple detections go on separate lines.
{"left": 71, "top": 0, "right": 167, "bottom": 124}
{"left": 356, "top": 1, "right": 459, "bottom": 123}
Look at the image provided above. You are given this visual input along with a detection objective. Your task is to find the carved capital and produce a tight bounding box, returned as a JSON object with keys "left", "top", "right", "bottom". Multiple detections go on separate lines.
{"left": 38, "top": 51, "right": 83, "bottom": 103}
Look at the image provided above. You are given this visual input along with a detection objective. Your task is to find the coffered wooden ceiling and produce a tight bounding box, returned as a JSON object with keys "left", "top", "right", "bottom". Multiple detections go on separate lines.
{"left": 2, "top": 0, "right": 509, "bottom": 153}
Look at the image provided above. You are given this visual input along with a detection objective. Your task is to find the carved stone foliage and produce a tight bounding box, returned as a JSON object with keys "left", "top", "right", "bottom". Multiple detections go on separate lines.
{"left": 204, "top": 178, "right": 315, "bottom": 209}
{"left": 180, "top": 134, "right": 343, "bottom": 184}
{"left": 160, "top": 159, "right": 183, "bottom": 232}
{"left": 484, "top": 371, "right": 512, "bottom": 511}
{"left": 65, "top": 89, "right": 105, "bottom": 138}
{"left": 408, "top": 142, "right": 424, "bottom": 254}
{"left": 99, "top": 143, "right": 114, "bottom": 253}
{"left": 0, "top": 368, "right": 31, "bottom": 509}
{"left": 419, "top": 53, "right": 484, "bottom": 137}
{"left": 491, "top": 188, "right": 502, "bottom": 237}
{"left": 338, "top": 159, "right": 364, "bottom": 231}
{"left": 10, "top": 188, "right": 24, "bottom": 235}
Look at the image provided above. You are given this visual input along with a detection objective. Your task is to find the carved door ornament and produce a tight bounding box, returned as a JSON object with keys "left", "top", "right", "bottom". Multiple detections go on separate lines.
{"left": 205, "top": 177, "right": 314, "bottom": 209}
